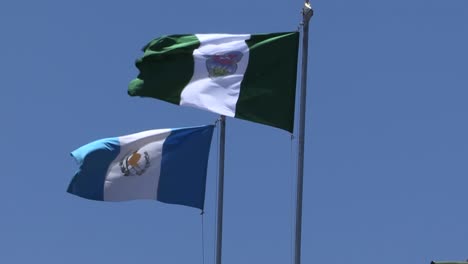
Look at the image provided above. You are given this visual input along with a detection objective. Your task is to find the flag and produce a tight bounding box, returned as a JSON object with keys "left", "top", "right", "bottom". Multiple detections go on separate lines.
{"left": 128, "top": 32, "right": 299, "bottom": 132}
{"left": 67, "top": 125, "right": 214, "bottom": 210}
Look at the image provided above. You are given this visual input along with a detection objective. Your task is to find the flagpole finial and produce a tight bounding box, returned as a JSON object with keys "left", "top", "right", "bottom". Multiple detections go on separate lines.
{"left": 303, "top": 1, "right": 313, "bottom": 22}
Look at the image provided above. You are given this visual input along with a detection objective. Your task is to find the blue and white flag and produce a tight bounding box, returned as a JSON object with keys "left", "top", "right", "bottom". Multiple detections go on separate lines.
{"left": 67, "top": 125, "right": 214, "bottom": 210}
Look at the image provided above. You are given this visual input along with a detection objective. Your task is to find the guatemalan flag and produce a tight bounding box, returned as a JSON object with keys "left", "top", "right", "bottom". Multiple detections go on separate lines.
{"left": 67, "top": 125, "right": 214, "bottom": 210}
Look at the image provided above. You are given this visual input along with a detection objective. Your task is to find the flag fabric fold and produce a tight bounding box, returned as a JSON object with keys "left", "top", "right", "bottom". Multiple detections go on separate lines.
{"left": 129, "top": 32, "right": 299, "bottom": 132}
{"left": 67, "top": 125, "right": 214, "bottom": 210}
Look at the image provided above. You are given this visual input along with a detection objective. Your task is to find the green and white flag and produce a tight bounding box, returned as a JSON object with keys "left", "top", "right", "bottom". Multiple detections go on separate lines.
{"left": 128, "top": 32, "right": 299, "bottom": 132}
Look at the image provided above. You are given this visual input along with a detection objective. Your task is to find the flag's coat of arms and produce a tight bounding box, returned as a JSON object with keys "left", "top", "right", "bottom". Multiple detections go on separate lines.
{"left": 120, "top": 150, "right": 150, "bottom": 176}
{"left": 205, "top": 51, "right": 243, "bottom": 78}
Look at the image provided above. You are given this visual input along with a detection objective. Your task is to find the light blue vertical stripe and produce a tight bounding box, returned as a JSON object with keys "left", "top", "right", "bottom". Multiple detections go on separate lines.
{"left": 157, "top": 125, "right": 214, "bottom": 210}
{"left": 67, "top": 138, "right": 120, "bottom": 201}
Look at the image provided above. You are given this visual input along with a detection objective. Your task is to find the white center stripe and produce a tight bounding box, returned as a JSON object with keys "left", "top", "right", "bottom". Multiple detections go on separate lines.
{"left": 180, "top": 34, "right": 251, "bottom": 117}
{"left": 103, "top": 129, "right": 171, "bottom": 201}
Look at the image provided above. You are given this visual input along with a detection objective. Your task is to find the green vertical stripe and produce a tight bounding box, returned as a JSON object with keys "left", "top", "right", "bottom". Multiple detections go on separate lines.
{"left": 128, "top": 35, "right": 200, "bottom": 104}
{"left": 236, "top": 32, "right": 299, "bottom": 132}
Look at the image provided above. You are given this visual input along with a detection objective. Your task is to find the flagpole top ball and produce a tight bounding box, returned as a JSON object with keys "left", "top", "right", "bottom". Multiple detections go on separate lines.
{"left": 303, "top": 1, "right": 313, "bottom": 20}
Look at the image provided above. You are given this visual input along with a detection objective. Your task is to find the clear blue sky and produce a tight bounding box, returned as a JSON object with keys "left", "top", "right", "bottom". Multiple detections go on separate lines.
{"left": 1, "top": 0, "right": 467, "bottom": 263}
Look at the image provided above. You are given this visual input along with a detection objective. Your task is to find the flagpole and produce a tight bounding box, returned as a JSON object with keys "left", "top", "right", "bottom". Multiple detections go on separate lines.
{"left": 294, "top": 2, "right": 313, "bottom": 264}
{"left": 215, "top": 115, "right": 226, "bottom": 264}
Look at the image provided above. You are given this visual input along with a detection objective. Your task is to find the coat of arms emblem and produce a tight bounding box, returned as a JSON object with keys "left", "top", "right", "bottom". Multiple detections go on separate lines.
{"left": 119, "top": 150, "right": 150, "bottom": 176}
{"left": 205, "top": 51, "right": 243, "bottom": 78}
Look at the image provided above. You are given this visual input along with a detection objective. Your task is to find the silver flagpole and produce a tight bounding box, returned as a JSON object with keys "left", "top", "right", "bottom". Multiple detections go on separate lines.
{"left": 215, "top": 115, "right": 226, "bottom": 264}
{"left": 294, "top": 2, "right": 313, "bottom": 264}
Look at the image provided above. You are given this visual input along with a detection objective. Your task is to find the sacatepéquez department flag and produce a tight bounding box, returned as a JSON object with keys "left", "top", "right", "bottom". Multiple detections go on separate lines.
{"left": 129, "top": 32, "right": 299, "bottom": 132}
{"left": 67, "top": 125, "right": 214, "bottom": 210}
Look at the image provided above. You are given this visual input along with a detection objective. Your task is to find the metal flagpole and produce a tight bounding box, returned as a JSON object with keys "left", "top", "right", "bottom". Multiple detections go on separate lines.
{"left": 294, "top": 2, "right": 313, "bottom": 264}
{"left": 215, "top": 115, "right": 226, "bottom": 264}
